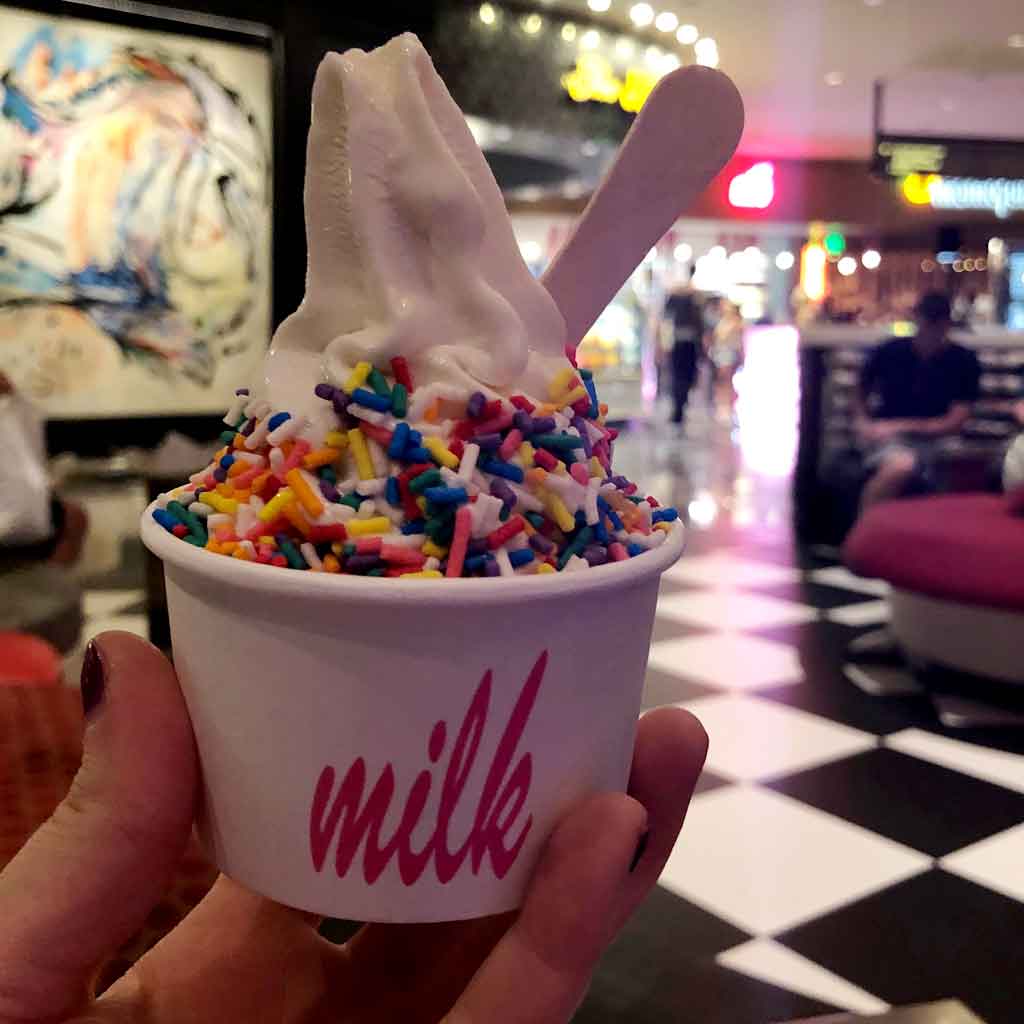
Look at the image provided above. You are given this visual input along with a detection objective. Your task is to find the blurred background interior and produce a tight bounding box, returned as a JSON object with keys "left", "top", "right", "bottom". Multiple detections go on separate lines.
{"left": 2, "top": 1, "right": 1024, "bottom": 1021}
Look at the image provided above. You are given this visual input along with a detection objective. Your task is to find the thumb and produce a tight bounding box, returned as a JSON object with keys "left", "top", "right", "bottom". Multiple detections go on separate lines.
{"left": 0, "top": 631, "right": 197, "bottom": 1021}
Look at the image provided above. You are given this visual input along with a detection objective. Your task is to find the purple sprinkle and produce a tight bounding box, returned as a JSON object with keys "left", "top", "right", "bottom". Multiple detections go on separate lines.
{"left": 512, "top": 410, "right": 533, "bottom": 435}
{"left": 467, "top": 391, "right": 486, "bottom": 418}
{"left": 531, "top": 415, "right": 556, "bottom": 434}
{"left": 314, "top": 382, "right": 336, "bottom": 401}
{"left": 530, "top": 533, "right": 555, "bottom": 555}
{"left": 346, "top": 554, "right": 383, "bottom": 574}
{"left": 332, "top": 390, "right": 351, "bottom": 415}
{"left": 611, "top": 475, "right": 631, "bottom": 490}
{"left": 571, "top": 416, "right": 594, "bottom": 458}
{"left": 235, "top": 387, "right": 250, "bottom": 396}
{"left": 490, "top": 478, "right": 516, "bottom": 509}
{"left": 320, "top": 480, "right": 339, "bottom": 502}
{"left": 476, "top": 432, "right": 503, "bottom": 450}
{"left": 213, "top": 467, "right": 228, "bottom": 483}
{"left": 583, "top": 544, "right": 610, "bottom": 566}
{"left": 240, "top": 418, "right": 256, "bottom": 436}
{"left": 484, "top": 558, "right": 501, "bottom": 577}
{"left": 467, "top": 538, "right": 489, "bottom": 556}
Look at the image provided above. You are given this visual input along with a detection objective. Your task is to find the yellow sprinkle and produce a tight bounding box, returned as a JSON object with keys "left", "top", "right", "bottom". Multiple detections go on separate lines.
{"left": 424, "top": 436, "right": 459, "bottom": 469}
{"left": 401, "top": 570, "right": 444, "bottom": 579}
{"left": 324, "top": 431, "right": 349, "bottom": 449}
{"left": 544, "top": 491, "right": 575, "bottom": 532}
{"left": 258, "top": 487, "right": 295, "bottom": 522}
{"left": 589, "top": 457, "right": 604, "bottom": 477}
{"left": 526, "top": 468, "right": 548, "bottom": 489}
{"left": 199, "top": 491, "right": 238, "bottom": 515}
{"left": 654, "top": 521, "right": 673, "bottom": 533}
{"left": 519, "top": 441, "right": 535, "bottom": 467}
{"left": 343, "top": 361, "right": 372, "bottom": 393}
{"left": 416, "top": 496, "right": 428, "bottom": 514}
{"left": 348, "top": 428, "right": 374, "bottom": 480}
{"left": 553, "top": 385, "right": 588, "bottom": 409}
{"left": 232, "top": 545, "right": 253, "bottom": 560}
{"left": 331, "top": 541, "right": 345, "bottom": 555}
{"left": 347, "top": 516, "right": 391, "bottom": 537}
{"left": 548, "top": 366, "right": 578, "bottom": 400}
{"left": 303, "top": 447, "right": 343, "bottom": 470}
{"left": 258, "top": 535, "right": 277, "bottom": 547}
{"left": 323, "top": 553, "right": 341, "bottom": 573}
{"left": 536, "top": 563, "right": 556, "bottom": 574}
{"left": 553, "top": 461, "right": 567, "bottom": 475}
{"left": 422, "top": 539, "right": 449, "bottom": 559}
{"left": 285, "top": 468, "right": 325, "bottom": 518}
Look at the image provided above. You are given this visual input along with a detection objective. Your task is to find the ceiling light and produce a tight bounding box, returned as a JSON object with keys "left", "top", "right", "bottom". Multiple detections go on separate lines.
{"left": 977, "top": 258, "right": 987, "bottom": 271}
{"left": 676, "top": 23, "right": 699, "bottom": 44}
{"left": 824, "top": 70, "right": 844, "bottom": 86}
{"left": 615, "top": 36, "right": 635, "bottom": 58}
{"left": 837, "top": 256, "right": 857, "bottom": 276}
{"left": 522, "top": 13, "right": 543, "bottom": 34}
{"left": 655, "top": 10, "right": 679, "bottom": 32}
{"left": 645, "top": 44, "right": 663, "bottom": 65}
{"left": 561, "top": 22, "right": 577, "bottom": 41}
{"left": 520, "top": 240, "right": 542, "bottom": 263}
{"left": 588, "top": 0, "right": 611, "bottom": 10}
{"left": 580, "top": 28, "right": 601, "bottom": 49}
{"left": 478, "top": 3, "right": 496, "bottom": 25}
{"left": 861, "top": 249, "right": 881, "bottom": 269}
{"left": 580, "top": 140, "right": 599, "bottom": 157}
{"left": 694, "top": 37, "right": 718, "bottom": 67}
{"left": 629, "top": 3, "right": 654, "bottom": 27}
{"left": 661, "top": 53, "right": 681, "bottom": 72}
{"left": 775, "top": 250, "right": 795, "bottom": 270}
{"left": 1009, "top": 33, "right": 1024, "bottom": 48}
{"left": 674, "top": 242, "right": 694, "bottom": 263}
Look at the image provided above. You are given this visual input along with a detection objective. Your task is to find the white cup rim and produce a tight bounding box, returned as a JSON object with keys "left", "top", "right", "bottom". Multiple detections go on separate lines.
{"left": 141, "top": 500, "right": 685, "bottom": 607}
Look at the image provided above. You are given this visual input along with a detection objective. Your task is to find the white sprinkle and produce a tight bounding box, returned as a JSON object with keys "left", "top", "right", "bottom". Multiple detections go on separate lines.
{"left": 507, "top": 483, "right": 543, "bottom": 512}
{"left": 584, "top": 420, "right": 605, "bottom": 445}
{"left": 553, "top": 412, "right": 571, "bottom": 431}
{"left": 367, "top": 438, "right": 390, "bottom": 478}
{"left": 243, "top": 398, "right": 270, "bottom": 419}
{"left": 355, "top": 477, "right": 386, "bottom": 496}
{"left": 495, "top": 547, "right": 515, "bottom": 578}
{"left": 357, "top": 500, "right": 377, "bottom": 519}
{"left": 224, "top": 394, "right": 248, "bottom": 426}
{"left": 584, "top": 479, "right": 600, "bottom": 526}
{"left": 267, "top": 415, "right": 307, "bottom": 446}
{"left": 458, "top": 442, "right": 480, "bottom": 480}
{"left": 424, "top": 556, "right": 441, "bottom": 572}
{"left": 349, "top": 404, "right": 395, "bottom": 429}
{"left": 244, "top": 419, "right": 271, "bottom": 450}
{"left": 248, "top": 495, "right": 265, "bottom": 511}
{"left": 269, "top": 447, "right": 285, "bottom": 472}
{"left": 187, "top": 501, "right": 211, "bottom": 518}
{"left": 206, "top": 513, "right": 232, "bottom": 534}
{"left": 336, "top": 504, "right": 356, "bottom": 522}
{"left": 299, "top": 542, "right": 323, "bottom": 570}
{"left": 231, "top": 451, "right": 265, "bottom": 466}
{"left": 565, "top": 554, "right": 589, "bottom": 572}
{"left": 381, "top": 532, "right": 423, "bottom": 548}
{"left": 235, "top": 505, "right": 257, "bottom": 538}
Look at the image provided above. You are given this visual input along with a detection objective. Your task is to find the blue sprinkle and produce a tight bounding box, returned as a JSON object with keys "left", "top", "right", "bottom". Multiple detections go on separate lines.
{"left": 509, "top": 548, "right": 535, "bottom": 568}
{"left": 627, "top": 542, "right": 645, "bottom": 557}
{"left": 583, "top": 375, "right": 599, "bottom": 418}
{"left": 267, "top": 411, "right": 291, "bottom": 431}
{"left": 594, "top": 519, "right": 610, "bottom": 544}
{"left": 351, "top": 388, "right": 392, "bottom": 413}
{"left": 386, "top": 477, "right": 401, "bottom": 507}
{"left": 652, "top": 507, "right": 679, "bottom": 523}
{"left": 467, "top": 391, "right": 486, "bottom": 418}
{"left": 405, "top": 446, "right": 432, "bottom": 463}
{"left": 479, "top": 456, "right": 525, "bottom": 483}
{"left": 465, "top": 553, "right": 492, "bottom": 572}
{"left": 475, "top": 432, "right": 503, "bottom": 450}
{"left": 407, "top": 429, "right": 423, "bottom": 446}
{"left": 512, "top": 410, "right": 534, "bottom": 435}
{"left": 467, "top": 538, "right": 489, "bottom": 556}
{"left": 424, "top": 486, "right": 468, "bottom": 505}
{"left": 153, "top": 508, "right": 177, "bottom": 532}
{"left": 401, "top": 519, "right": 427, "bottom": 534}
{"left": 219, "top": 453, "right": 235, "bottom": 469}
{"left": 598, "top": 496, "right": 624, "bottom": 532}
{"left": 388, "top": 422, "right": 410, "bottom": 459}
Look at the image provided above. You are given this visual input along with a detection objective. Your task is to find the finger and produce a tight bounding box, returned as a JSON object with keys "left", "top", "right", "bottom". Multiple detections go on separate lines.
{"left": 0, "top": 632, "right": 197, "bottom": 1021}
{"left": 624, "top": 707, "right": 708, "bottom": 891}
{"left": 443, "top": 792, "right": 648, "bottom": 1024}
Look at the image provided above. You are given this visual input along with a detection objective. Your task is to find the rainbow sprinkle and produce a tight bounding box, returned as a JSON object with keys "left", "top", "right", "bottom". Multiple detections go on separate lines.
{"left": 152, "top": 362, "right": 679, "bottom": 577}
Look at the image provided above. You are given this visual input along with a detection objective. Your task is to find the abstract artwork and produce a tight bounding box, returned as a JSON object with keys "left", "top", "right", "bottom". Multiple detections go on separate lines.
{"left": 0, "top": 7, "right": 272, "bottom": 417}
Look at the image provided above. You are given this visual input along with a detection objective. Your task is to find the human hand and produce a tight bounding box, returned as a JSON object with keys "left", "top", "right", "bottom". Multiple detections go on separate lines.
{"left": 0, "top": 632, "right": 708, "bottom": 1024}
{"left": 856, "top": 418, "right": 900, "bottom": 445}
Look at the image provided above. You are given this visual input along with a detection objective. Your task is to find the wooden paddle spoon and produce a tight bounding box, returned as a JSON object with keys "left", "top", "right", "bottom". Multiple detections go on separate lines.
{"left": 541, "top": 66, "right": 744, "bottom": 349}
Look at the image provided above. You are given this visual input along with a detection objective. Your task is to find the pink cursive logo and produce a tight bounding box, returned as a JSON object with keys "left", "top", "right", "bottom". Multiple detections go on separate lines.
{"left": 309, "top": 651, "right": 547, "bottom": 886}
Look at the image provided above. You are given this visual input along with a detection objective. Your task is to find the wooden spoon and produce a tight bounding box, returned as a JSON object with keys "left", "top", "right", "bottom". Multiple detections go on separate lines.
{"left": 541, "top": 66, "right": 744, "bottom": 348}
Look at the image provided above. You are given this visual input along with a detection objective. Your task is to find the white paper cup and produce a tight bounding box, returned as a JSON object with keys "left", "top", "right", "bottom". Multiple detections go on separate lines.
{"left": 141, "top": 505, "right": 684, "bottom": 922}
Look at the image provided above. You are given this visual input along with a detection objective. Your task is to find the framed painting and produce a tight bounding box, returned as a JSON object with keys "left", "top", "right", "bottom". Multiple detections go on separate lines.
{"left": 0, "top": 2, "right": 275, "bottom": 418}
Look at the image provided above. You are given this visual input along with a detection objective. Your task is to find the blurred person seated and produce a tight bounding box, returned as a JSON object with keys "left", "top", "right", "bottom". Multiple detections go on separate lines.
{"left": 853, "top": 291, "right": 980, "bottom": 513}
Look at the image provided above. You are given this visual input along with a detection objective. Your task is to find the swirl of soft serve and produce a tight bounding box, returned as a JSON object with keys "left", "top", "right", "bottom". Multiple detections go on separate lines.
{"left": 263, "top": 34, "right": 568, "bottom": 439}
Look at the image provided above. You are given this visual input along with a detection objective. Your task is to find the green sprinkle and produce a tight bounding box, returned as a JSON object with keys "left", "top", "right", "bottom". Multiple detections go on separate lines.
{"left": 183, "top": 535, "right": 206, "bottom": 546}
{"left": 532, "top": 433, "right": 584, "bottom": 450}
{"left": 557, "top": 525, "right": 593, "bottom": 569}
{"left": 409, "top": 468, "right": 443, "bottom": 494}
{"left": 340, "top": 493, "right": 363, "bottom": 509}
{"left": 579, "top": 368, "right": 594, "bottom": 380}
{"left": 525, "top": 511, "right": 546, "bottom": 530}
{"left": 166, "top": 501, "right": 207, "bottom": 542}
{"left": 391, "top": 382, "right": 408, "bottom": 418}
{"left": 219, "top": 430, "right": 237, "bottom": 445}
{"left": 278, "top": 537, "right": 307, "bottom": 570}
{"left": 426, "top": 514, "right": 455, "bottom": 545}
{"left": 499, "top": 503, "right": 511, "bottom": 521}
{"left": 626, "top": 495, "right": 643, "bottom": 504}
{"left": 319, "top": 466, "right": 337, "bottom": 484}
{"left": 343, "top": 543, "right": 356, "bottom": 557}
{"left": 367, "top": 367, "right": 391, "bottom": 398}
{"left": 367, "top": 568, "right": 386, "bottom": 577}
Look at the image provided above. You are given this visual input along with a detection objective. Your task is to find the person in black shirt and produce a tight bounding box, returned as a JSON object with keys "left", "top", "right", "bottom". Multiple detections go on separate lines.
{"left": 853, "top": 291, "right": 980, "bottom": 511}
{"left": 663, "top": 283, "right": 704, "bottom": 425}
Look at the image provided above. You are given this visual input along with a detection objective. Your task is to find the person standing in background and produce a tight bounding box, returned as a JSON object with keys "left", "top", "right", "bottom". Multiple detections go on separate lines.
{"left": 663, "top": 276, "right": 704, "bottom": 428}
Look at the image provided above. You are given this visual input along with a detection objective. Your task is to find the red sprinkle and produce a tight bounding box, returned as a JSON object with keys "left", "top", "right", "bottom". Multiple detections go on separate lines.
{"left": 534, "top": 449, "right": 559, "bottom": 471}
{"left": 309, "top": 523, "right": 347, "bottom": 543}
{"left": 480, "top": 399, "right": 503, "bottom": 420}
{"left": 256, "top": 515, "right": 291, "bottom": 538}
{"left": 171, "top": 523, "right": 189, "bottom": 538}
{"left": 355, "top": 537, "right": 383, "bottom": 555}
{"left": 571, "top": 396, "right": 591, "bottom": 416}
{"left": 381, "top": 544, "right": 426, "bottom": 566}
{"left": 474, "top": 410, "right": 514, "bottom": 436}
{"left": 646, "top": 496, "right": 659, "bottom": 508}
{"left": 270, "top": 554, "right": 288, "bottom": 567}
{"left": 450, "top": 437, "right": 466, "bottom": 459}
{"left": 564, "top": 344, "right": 579, "bottom": 368}
{"left": 359, "top": 422, "right": 393, "bottom": 448}
{"left": 487, "top": 515, "right": 525, "bottom": 550}
{"left": 453, "top": 419, "right": 476, "bottom": 441}
{"left": 509, "top": 394, "right": 536, "bottom": 413}
{"left": 390, "top": 356, "right": 414, "bottom": 393}
{"left": 263, "top": 476, "right": 282, "bottom": 502}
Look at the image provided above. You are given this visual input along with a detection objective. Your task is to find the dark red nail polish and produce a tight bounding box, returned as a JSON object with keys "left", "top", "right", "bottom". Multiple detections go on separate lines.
{"left": 629, "top": 829, "right": 650, "bottom": 874}
{"left": 81, "top": 641, "right": 105, "bottom": 718}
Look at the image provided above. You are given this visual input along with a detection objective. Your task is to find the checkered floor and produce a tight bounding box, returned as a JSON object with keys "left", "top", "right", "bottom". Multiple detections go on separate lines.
{"left": 79, "top": 551, "right": 1024, "bottom": 1024}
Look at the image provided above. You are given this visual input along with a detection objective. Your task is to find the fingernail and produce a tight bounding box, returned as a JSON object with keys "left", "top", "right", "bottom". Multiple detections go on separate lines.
{"left": 81, "top": 641, "right": 105, "bottom": 718}
{"left": 628, "top": 829, "right": 650, "bottom": 874}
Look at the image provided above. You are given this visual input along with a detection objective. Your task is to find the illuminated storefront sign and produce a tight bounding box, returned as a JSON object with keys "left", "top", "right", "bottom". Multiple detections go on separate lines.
{"left": 901, "top": 174, "right": 1024, "bottom": 218}
{"left": 561, "top": 54, "right": 658, "bottom": 113}
{"left": 727, "top": 162, "right": 775, "bottom": 210}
